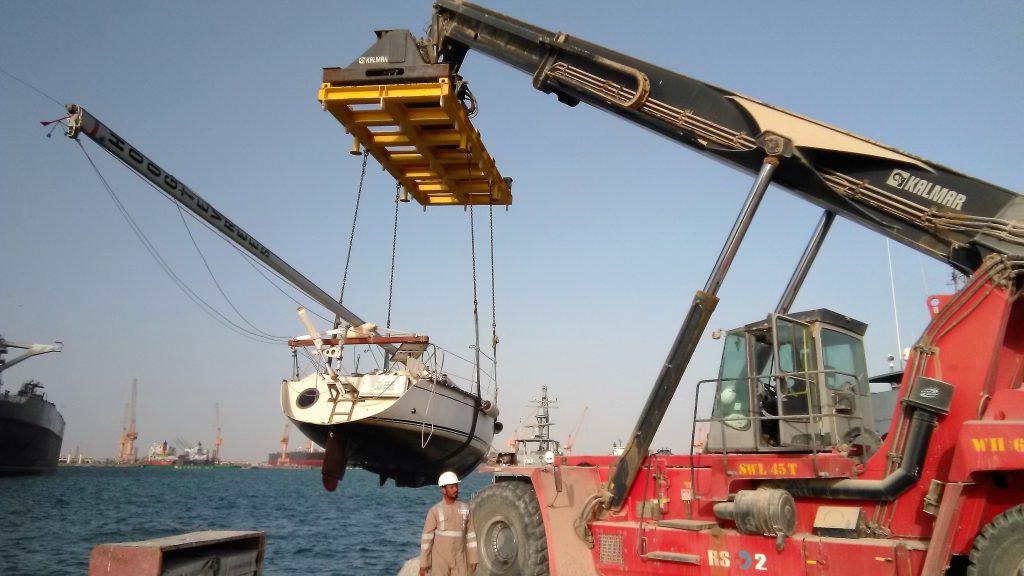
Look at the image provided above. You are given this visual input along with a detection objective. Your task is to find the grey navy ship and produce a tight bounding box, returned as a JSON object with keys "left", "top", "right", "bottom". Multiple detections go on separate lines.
{"left": 0, "top": 336, "right": 64, "bottom": 475}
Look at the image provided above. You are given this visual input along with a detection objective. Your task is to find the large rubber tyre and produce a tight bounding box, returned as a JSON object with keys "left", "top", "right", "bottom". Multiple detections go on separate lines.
{"left": 968, "top": 504, "right": 1024, "bottom": 576}
{"left": 471, "top": 481, "right": 549, "bottom": 576}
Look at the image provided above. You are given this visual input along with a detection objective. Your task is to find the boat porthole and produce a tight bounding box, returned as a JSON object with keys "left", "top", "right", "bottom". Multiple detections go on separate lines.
{"left": 296, "top": 388, "right": 319, "bottom": 409}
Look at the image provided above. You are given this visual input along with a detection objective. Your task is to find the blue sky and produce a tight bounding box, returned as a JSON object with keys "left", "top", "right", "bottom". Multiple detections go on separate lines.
{"left": 2, "top": 1, "right": 1022, "bottom": 463}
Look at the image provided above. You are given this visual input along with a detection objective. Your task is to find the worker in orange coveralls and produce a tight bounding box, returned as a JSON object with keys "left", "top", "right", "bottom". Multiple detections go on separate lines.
{"left": 419, "top": 471, "right": 478, "bottom": 576}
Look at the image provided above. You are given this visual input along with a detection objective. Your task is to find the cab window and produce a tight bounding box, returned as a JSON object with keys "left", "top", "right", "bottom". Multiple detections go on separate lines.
{"left": 820, "top": 328, "right": 868, "bottom": 393}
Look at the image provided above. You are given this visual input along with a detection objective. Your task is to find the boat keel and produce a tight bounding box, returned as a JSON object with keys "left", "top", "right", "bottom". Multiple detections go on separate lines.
{"left": 321, "top": 427, "right": 348, "bottom": 492}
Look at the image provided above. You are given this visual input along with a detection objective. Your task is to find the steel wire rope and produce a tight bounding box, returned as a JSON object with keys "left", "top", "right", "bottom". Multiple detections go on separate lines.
{"left": 237, "top": 255, "right": 332, "bottom": 323}
{"left": 109, "top": 160, "right": 338, "bottom": 326}
{"left": 362, "top": 342, "right": 385, "bottom": 372}
{"left": 0, "top": 66, "right": 63, "bottom": 107}
{"left": 6, "top": 72, "right": 300, "bottom": 339}
{"left": 175, "top": 208, "right": 290, "bottom": 340}
{"left": 420, "top": 378, "right": 437, "bottom": 448}
{"left": 75, "top": 142, "right": 280, "bottom": 345}
{"left": 168, "top": 207, "right": 333, "bottom": 330}
{"left": 299, "top": 347, "right": 324, "bottom": 373}
{"left": 98, "top": 158, "right": 360, "bottom": 342}
{"left": 11, "top": 68, "right": 288, "bottom": 340}
{"left": 20, "top": 66, "right": 341, "bottom": 343}
{"left": 173, "top": 212, "right": 335, "bottom": 326}
{"left": 69, "top": 116, "right": 335, "bottom": 330}
{"left": 86, "top": 142, "right": 297, "bottom": 342}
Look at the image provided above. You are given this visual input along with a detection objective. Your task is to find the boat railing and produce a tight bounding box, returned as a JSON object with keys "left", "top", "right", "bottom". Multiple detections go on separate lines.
{"left": 286, "top": 335, "right": 430, "bottom": 348}
{"left": 425, "top": 343, "right": 498, "bottom": 403}
{"left": 288, "top": 332, "right": 497, "bottom": 403}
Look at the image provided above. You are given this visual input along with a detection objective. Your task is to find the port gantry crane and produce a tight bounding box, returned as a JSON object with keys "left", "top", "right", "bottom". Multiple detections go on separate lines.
{"left": 316, "top": 2, "right": 1021, "bottom": 574}
{"left": 116, "top": 379, "right": 137, "bottom": 465}
{"left": 279, "top": 421, "right": 290, "bottom": 467}
{"left": 564, "top": 406, "right": 587, "bottom": 457}
{"left": 214, "top": 402, "right": 222, "bottom": 464}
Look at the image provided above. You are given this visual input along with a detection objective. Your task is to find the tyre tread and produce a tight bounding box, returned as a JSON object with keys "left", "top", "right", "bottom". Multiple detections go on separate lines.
{"left": 967, "top": 504, "right": 1024, "bottom": 576}
{"left": 472, "top": 481, "right": 550, "bottom": 576}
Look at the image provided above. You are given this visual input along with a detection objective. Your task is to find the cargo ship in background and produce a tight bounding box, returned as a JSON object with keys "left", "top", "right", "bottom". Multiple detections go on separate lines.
{"left": 143, "top": 440, "right": 234, "bottom": 468}
{"left": 0, "top": 336, "right": 65, "bottom": 476}
{"left": 268, "top": 427, "right": 325, "bottom": 469}
{"left": 267, "top": 446, "right": 325, "bottom": 467}
{"left": 268, "top": 421, "right": 324, "bottom": 467}
{"left": 142, "top": 441, "right": 177, "bottom": 467}
{"left": 180, "top": 441, "right": 212, "bottom": 465}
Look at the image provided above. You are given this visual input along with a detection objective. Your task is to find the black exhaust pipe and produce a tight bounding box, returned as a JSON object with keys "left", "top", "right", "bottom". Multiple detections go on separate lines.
{"left": 781, "top": 377, "right": 951, "bottom": 501}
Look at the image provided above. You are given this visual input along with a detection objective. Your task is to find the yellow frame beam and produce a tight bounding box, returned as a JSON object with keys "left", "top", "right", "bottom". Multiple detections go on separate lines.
{"left": 318, "top": 78, "right": 512, "bottom": 206}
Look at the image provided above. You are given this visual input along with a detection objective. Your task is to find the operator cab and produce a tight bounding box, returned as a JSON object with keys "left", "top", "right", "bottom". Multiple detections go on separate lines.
{"left": 704, "top": 309, "right": 877, "bottom": 455}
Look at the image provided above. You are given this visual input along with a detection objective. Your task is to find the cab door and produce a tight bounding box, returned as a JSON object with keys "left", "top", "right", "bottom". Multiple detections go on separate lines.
{"left": 706, "top": 330, "right": 758, "bottom": 451}
{"left": 772, "top": 314, "right": 822, "bottom": 448}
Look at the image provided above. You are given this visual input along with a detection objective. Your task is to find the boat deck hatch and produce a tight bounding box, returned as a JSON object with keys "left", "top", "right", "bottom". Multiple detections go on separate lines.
{"left": 318, "top": 78, "right": 513, "bottom": 207}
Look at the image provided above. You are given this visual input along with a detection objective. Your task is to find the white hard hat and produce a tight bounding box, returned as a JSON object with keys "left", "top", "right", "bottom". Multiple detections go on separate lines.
{"left": 438, "top": 471, "right": 460, "bottom": 486}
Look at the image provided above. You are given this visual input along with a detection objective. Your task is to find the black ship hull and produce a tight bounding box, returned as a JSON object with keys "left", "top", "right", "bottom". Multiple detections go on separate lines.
{"left": 0, "top": 393, "right": 65, "bottom": 476}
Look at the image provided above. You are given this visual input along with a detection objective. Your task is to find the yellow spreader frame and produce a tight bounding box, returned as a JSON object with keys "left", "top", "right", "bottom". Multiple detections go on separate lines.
{"left": 318, "top": 77, "right": 512, "bottom": 206}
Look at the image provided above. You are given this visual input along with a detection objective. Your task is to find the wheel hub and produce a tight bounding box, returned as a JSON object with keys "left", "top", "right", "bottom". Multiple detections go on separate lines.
{"left": 487, "top": 518, "right": 518, "bottom": 566}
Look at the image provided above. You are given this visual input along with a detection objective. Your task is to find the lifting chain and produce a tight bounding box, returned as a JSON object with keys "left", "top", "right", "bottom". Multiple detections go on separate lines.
{"left": 334, "top": 148, "right": 370, "bottom": 330}
{"left": 467, "top": 148, "right": 479, "bottom": 306}
{"left": 386, "top": 181, "right": 401, "bottom": 329}
{"left": 469, "top": 204, "right": 482, "bottom": 397}
{"left": 489, "top": 205, "right": 499, "bottom": 400}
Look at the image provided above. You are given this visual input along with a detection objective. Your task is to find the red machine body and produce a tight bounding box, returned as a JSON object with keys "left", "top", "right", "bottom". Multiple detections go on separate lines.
{"left": 497, "top": 265, "right": 1022, "bottom": 574}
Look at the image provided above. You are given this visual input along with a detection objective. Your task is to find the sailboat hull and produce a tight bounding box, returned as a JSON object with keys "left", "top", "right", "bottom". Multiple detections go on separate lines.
{"left": 282, "top": 375, "right": 495, "bottom": 487}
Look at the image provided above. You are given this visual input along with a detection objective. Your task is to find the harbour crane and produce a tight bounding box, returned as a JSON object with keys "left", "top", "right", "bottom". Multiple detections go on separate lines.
{"left": 278, "top": 421, "right": 290, "bottom": 466}
{"left": 116, "top": 379, "right": 137, "bottom": 464}
{"left": 563, "top": 406, "right": 588, "bottom": 456}
{"left": 213, "top": 402, "right": 222, "bottom": 464}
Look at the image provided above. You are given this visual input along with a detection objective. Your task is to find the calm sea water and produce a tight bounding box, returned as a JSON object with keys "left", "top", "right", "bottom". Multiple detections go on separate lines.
{"left": 0, "top": 466, "right": 492, "bottom": 575}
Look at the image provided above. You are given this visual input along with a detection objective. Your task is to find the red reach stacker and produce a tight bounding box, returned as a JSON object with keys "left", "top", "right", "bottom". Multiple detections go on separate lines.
{"left": 326, "top": 3, "right": 1023, "bottom": 574}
